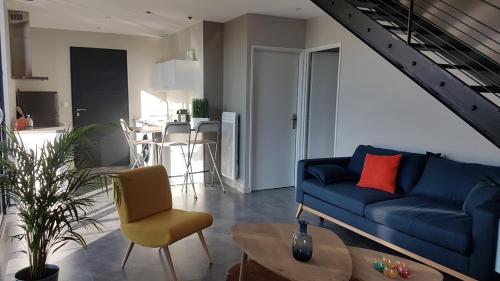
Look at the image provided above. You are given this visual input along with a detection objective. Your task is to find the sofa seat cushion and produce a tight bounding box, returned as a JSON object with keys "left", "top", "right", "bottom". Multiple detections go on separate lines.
{"left": 301, "top": 179, "right": 400, "bottom": 216}
{"left": 365, "top": 196, "right": 472, "bottom": 254}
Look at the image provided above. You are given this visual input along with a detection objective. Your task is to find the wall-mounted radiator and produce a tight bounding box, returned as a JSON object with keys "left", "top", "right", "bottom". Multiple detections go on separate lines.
{"left": 221, "top": 112, "right": 238, "bottom": 180}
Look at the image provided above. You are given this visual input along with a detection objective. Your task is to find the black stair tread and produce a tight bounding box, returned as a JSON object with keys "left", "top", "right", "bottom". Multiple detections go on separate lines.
{"left": 411, "top": 43, "right": 470, "bottom": 52}
{"left": 469, "top": 85, "right": 500, "bottom": 93}
{"left": 438, "top": 63, "right": 500, "bottom": 73}
{"left": 349, "top": 0, "right": 379, "bottom": 9}
{"left": 362, "top": 10, "right": 407, "bottom": 20}
{"left": 383, "top": 25, "right": 439, "bottom": 35}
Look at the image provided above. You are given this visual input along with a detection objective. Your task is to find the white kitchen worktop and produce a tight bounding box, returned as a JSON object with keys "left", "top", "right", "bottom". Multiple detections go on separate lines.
{"left": 14, "top": 126, "right": 68, "bottom": 134}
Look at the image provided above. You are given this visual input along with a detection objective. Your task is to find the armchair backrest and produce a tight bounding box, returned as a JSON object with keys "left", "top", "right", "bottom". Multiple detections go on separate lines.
{"left": 116, "top": 165, "right": 172, "bottom": 223}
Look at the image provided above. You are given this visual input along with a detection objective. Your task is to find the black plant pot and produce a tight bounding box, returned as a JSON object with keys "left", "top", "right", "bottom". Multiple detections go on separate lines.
{"left": 15, "top": 264, "right": 59, "bottom": 281}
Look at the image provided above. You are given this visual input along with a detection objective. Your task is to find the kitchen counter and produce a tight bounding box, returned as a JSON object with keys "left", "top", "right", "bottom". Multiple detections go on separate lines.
{"left": 14, "top": 126, "right": 67, "bottom": 134}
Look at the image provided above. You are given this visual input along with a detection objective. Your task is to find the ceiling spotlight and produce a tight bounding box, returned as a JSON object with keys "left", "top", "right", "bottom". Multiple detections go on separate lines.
{"left": 105, "top": 16, "right": 111, "bottom": 19}
{"left": 146, "top": 11, "right": 152, "bottom": 14}
{"left": 296, "top": 7, "right": 303, "bottom": 11}
{"left": 188, "top": 16, "right": 193, "bottom": 20}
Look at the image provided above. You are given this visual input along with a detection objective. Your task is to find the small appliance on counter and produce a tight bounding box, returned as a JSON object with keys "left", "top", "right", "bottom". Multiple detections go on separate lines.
{"left": 176, "top": 109, "right": 191, "bottom": 123}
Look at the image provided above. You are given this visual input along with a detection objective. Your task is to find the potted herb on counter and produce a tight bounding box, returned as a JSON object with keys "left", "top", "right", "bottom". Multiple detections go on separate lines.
{"left": 191, "top": 98, "right": 209, "bottom": 128}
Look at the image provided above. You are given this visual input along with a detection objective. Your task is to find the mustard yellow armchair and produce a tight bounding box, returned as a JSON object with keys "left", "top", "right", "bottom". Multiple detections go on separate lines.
{"left": 115, "top": 165, "right": 213, "bottom": 281}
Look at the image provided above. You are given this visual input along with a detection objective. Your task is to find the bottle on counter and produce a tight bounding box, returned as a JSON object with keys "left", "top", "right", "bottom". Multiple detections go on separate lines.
{"left": 26, "top": 115, "right": 34, "bottom": 128}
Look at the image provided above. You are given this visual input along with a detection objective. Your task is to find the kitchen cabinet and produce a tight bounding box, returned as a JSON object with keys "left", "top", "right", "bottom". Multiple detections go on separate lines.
{"left": 152, "top": 59, "right": 201, "bottom": 91}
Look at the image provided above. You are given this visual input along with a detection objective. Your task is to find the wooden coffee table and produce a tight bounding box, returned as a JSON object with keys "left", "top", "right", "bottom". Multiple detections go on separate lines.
{"left": 231, "top": 223, "right": 353, "bottom": 281}
{"left": 349, "top": 247, "right": 443, "bottom": 281}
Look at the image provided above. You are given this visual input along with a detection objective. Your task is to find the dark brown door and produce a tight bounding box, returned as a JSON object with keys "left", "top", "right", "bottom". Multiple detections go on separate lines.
{"left": 70, "top": 47, "right": 129, "bottom": 167}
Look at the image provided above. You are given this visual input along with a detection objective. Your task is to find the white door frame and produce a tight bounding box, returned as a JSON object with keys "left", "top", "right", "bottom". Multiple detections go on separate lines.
{"left": 248, "top": 45, "right": 303, "bottom": 191}
{"left": 297, "top": 43, "right": 342, "bottom": 163}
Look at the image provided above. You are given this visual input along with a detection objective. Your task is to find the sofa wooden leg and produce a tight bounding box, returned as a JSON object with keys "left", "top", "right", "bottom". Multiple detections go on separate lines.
{"left": 319, "top": 217, "right": 325, "bottom": 226}
{"left": 296, "top": 204, "right": 303, "bottom": 219}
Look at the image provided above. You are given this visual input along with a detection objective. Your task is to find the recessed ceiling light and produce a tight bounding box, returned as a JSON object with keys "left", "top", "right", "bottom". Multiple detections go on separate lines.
{"left": 188, "top": 16, "right": 193, "bottom": 20}
{"left": 105, "top": 16, "right": 111, "bottom": 19}
{"left": 296, "top": 7, "right": 303, "bottom": 11}
{"left": 145, "top": 11, "right": 152, "bottom": 14}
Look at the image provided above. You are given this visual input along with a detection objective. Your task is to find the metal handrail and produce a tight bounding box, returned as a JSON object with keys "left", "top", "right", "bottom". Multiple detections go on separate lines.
{"left": 366, "top": 0, "right": 500, "bottom": 83}
{"left": 482, "top": 0, "right": 500, "bottom": 9}
{"left": 411, "top": 0, "right": 500, "bottom": 56}
{"left": 429, "top": 0, "right": 500, "bottom": 35}
{"left": 359, "top": 0, "right": 500, "bottom": 96}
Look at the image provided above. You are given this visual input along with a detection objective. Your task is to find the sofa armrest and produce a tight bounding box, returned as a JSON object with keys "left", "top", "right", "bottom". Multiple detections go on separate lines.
{"left": 296, "top": 157, "right": 351, "bottom": 204}
{"left": 469, "top": 200, "right": 500, "bottom": 280}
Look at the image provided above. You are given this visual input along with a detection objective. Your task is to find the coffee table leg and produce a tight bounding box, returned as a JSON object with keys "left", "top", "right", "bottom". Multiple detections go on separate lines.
{"left": 239, "top": 252, "right": 248, "bottom": 281}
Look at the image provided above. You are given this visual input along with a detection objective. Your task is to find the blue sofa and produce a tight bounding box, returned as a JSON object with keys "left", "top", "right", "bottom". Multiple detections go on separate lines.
{"left": 296, "top": 145, "right": 500, "bottom": 281}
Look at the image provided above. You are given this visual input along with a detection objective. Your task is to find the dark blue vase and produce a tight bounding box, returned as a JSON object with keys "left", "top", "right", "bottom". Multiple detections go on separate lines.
{"left": 292, "top": 220, "right": 313, "bottom": 262}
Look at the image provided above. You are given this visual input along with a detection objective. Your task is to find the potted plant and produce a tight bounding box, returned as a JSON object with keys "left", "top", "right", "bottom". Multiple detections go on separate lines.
{"left": 0, "top": 125, "right": 108, "bottom": 281}
{"left": 191, "top": 98, "right": 209, "bottom": 128}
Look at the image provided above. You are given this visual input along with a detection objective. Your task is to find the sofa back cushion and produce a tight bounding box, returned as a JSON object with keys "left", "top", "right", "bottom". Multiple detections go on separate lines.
{"left": 347, "top": 145, "right": 428, "bottom": 193}
{"left": 462, "top": 177, "right": 500, "bottom": 215}
{"left": 411, "top": 157, "right": 500, "bottom": 205}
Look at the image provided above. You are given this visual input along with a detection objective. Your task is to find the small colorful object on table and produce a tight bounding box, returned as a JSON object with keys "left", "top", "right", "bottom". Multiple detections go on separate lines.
{"left": 383, "top": 267, "right": 399, "bottom": 279}
{"left": 396, "top": 261, "right": 412, "bottom": 279}
{"left": 373, "top": 257, "right": 414, "bottom": 279}
{"left": 382, "top": 256, "right": 394, "bottom": 268}
{"left": 399, "top": 267, "right": 412, "bottom": 279}
{"left": 373, "top": 261, "right": 385, "bottom": 272}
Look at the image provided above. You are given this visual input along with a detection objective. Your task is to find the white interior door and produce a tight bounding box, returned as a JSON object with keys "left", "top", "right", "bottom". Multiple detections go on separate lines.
{"left": 252, "top": 48, "right": 300, "bottom": 190}
{"left": 307, "top": 50, "right": 340, "bottom": 158}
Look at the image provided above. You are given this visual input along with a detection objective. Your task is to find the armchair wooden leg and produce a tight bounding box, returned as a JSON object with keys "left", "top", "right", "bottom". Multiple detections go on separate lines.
{"left": 197, "top": 231, "right": 212, "bottom": 265}
{"left": 296, "top": 204, "right": 303, "bottom": 219}
{"left": 162, "top": 246, "right": 178, "bottom": 281}
{"left": 121, "top": 241, "right": 135, "bottom": 269}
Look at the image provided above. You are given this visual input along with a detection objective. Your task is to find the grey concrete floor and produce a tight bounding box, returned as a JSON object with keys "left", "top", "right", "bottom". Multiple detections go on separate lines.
{"left": 0, "top": 184, "right": 457, "bottom": 281}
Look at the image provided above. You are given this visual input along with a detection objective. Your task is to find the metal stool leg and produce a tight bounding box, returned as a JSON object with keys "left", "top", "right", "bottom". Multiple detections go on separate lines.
{"left": 181, "top": 145, "right": 197, "bottom": 199}
{"left": 207, "top": 144, "right": 225, "bottom": 193}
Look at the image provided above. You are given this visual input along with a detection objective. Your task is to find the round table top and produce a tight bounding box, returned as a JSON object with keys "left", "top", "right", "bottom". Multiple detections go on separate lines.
{"left": 231, "top": 223, "right": 353, "bottom": 281}
{"left": 349, "top": 247, "right": 443, "bottom": 281}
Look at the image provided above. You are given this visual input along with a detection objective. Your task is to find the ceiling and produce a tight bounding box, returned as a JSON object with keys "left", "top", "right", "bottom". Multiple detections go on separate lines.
{"left": 6, "top": 0, "right": 324, "bottom": 37}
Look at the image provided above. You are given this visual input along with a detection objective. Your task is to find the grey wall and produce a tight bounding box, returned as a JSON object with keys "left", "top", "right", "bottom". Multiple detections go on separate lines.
{"left": 307, "top": 50, "right": 340, "bottom": 159}
{"left": 223, "top": 14, "right": 306, "bottom": 192}
{"left": 306, "top": 15, "right": 500, "bottom": 166}
{"left": 223, "top": 15, "right": 248, "bottom": 191}
{"left": 203, "top": 21, "right": 224, "bottom": 182}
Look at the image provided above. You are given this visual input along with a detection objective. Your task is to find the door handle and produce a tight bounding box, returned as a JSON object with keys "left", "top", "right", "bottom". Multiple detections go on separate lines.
{"left": 76, "top": 108, "right": 87, "bottom": 117}
{"left": 291, "top": 113, "right": 297, "bottom": 130}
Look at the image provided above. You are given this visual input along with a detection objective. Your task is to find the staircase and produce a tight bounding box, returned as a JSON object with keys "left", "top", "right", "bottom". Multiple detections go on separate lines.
{"left": 312, "top": 0, "right": 500, "bottom": 148}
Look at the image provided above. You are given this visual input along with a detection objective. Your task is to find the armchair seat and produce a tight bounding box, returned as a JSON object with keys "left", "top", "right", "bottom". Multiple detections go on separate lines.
{"left": 121, "top": 209, "right": 213, "bottom": 248}
{"left": 115, "top": 165, "right": 213, "bottom": 281}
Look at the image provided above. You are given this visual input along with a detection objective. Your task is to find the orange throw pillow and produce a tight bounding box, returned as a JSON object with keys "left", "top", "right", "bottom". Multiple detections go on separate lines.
{"left": 357, "top": 154, "right": 402, "bottom": 193}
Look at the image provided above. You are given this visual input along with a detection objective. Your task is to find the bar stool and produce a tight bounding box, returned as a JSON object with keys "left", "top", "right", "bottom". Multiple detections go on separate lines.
{"left": 188, "top": 121, "right": 225, "bottom": 193}
{"left": 119, "top": 118, "right": 157, "bottom": 168}
{"left": 157, "top": 122, "right": 197, "bottom": 199}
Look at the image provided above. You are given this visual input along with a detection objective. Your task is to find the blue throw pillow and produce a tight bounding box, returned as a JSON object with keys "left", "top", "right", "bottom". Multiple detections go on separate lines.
{"left": 411, "top": 156, "right": 500, "bottom": 205}
{"left": 463, "top": 177, "right": 500, "bottom": 216}
{"left": 347, "top": 145, "right": 428, "bottom": 193}
{"left": 306, "top": 164, "right": 357, "bottom": 185}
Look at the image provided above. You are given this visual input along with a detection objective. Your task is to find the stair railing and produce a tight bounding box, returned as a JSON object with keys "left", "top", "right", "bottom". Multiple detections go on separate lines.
{"left": 356, "top": 0, "right": 500, "bottom": 100}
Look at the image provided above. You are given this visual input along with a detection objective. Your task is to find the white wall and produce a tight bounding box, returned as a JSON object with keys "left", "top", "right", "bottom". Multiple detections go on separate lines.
{"left": 306, "top": 15, "right": 500, "bottom": 166}
{"left": 307, "top": 50, "right": 339, "bottom": 159}
{"left": 14, "top": 28, "right": 165, "bottom": 126}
